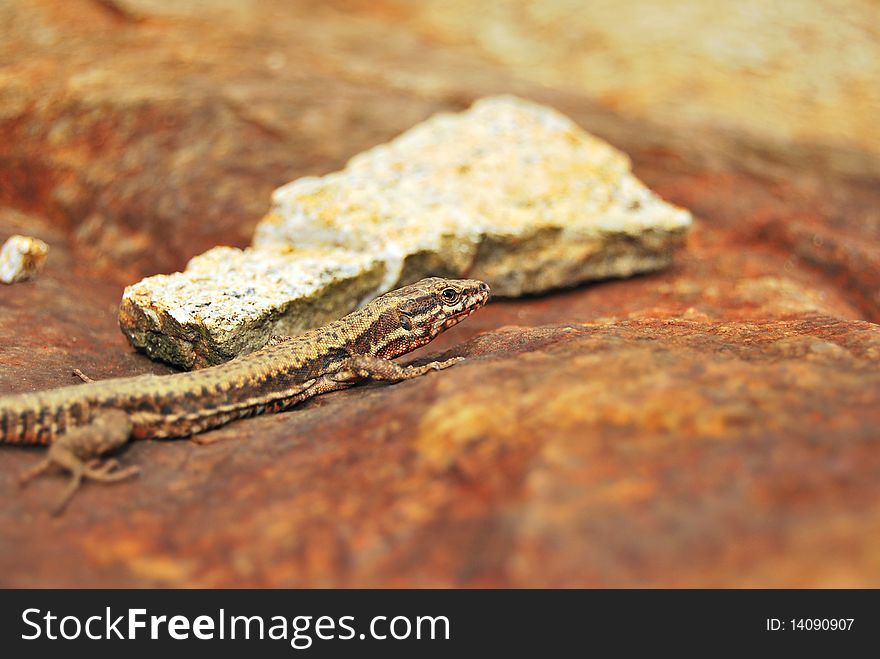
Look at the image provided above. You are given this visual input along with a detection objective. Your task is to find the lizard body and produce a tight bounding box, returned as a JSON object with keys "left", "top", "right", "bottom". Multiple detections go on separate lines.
{"left": 1, "top": 277, "right": 489, "bottom": 511}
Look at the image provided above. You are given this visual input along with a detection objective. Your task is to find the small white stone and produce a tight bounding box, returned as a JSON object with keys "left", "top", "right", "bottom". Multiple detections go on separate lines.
{"left": 0, "top": 235, "right": 49, "bottom": 284}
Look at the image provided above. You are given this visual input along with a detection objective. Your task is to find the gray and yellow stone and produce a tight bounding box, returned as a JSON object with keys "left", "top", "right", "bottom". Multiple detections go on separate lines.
{"left": 258, "top": 96, "right": 691, "bottom": 296}
{"left": 119, "top": 247, "right": 385, "bottom": 368}
{"left": 119, "top": 96, "right": 691, "bottom": 368}
{"left": 0, "top": 235, "right": 49, "bottom": 284}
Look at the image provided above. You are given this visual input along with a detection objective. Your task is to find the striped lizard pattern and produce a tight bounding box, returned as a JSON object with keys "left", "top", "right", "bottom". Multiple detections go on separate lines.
{"left": 1, "top": 277, "right": 490, "bottom": 512}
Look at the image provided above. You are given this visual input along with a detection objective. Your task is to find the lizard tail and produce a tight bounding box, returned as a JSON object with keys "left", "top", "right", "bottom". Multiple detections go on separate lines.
{"left": 0, "top": 392, "right": 90, "bottom": 446}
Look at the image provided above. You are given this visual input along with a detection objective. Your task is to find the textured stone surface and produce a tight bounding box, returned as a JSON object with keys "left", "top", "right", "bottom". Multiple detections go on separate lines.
{"left": 120, "top": 246, "right": 385, "bottom": 368}
{"left": 122, "top": 95, "right": 690, "bottom": 368}
{"left": 259, "top": 95, "right": 691, "bottom": 296}
{"left": 0, "top": 0, "right": 879, "bottom": 587}
{"left": 0, "top": 234, "right": 49, "bottom": 284}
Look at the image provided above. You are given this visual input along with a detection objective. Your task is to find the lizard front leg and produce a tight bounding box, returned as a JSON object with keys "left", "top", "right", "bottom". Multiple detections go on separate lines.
{"left": 20, "top": 409, "right": 139, "bottom": 515}
{"left": 332, "top": 354, "right": 464, "bottom": 383}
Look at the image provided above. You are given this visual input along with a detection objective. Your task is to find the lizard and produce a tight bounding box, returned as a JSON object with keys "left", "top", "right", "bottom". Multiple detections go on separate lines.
{"left": 0, "top": 276, "right": 490, "bottom": 513}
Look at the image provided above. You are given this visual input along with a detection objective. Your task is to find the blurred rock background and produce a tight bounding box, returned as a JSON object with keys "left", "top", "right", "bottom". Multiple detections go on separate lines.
{"left": 391, "top": 0, "right": 880, "bottom": 173}
{"left": 0, "top": 0, "right": 878, "bottom": 586}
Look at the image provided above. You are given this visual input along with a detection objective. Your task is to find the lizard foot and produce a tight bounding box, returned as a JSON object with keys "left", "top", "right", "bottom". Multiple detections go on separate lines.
{"left": 331, "top": 354, "right": 466, "bottom": 384}
{"left": 72, "top": 368, "right": 95, "bottom": 383}
{"left": 426, "top": 356, "right": 465, "bottom": 371}
{"left": 18, "top": 409, "right": 136, "bottom": 514}
{"left": 20, "top": 445, "right": 140, "bottom": 515}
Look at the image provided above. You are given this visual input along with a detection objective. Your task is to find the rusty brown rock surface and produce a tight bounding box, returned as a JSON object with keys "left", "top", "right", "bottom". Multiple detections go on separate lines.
{"left": 1, "top": 0, "right": 879, "bottom": 587}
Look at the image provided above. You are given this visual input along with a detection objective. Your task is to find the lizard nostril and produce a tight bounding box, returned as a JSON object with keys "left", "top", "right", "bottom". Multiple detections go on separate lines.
{"left": 479, "top": 282, "right": 489, "bottom": 293}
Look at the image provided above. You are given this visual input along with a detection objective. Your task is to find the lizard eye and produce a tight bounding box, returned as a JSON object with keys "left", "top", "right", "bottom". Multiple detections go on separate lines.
{"left": 399, "top": 314, "right": 413, "bottom": 331}
{"left": 440, "top": 287, "right": 459, "bottom": 304}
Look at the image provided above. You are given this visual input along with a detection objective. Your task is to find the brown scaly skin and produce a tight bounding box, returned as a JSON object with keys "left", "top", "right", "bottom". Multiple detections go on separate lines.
{"left": 2, "top": 277, "right": 490, "bottom": 513}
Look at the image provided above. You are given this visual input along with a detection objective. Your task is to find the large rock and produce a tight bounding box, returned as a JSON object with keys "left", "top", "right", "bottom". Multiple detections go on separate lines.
{"left": 258, "top": 95, "right": 691, "bottom": 296}
{"left": 120, "top": 96, "right": 690, "bottom": 368}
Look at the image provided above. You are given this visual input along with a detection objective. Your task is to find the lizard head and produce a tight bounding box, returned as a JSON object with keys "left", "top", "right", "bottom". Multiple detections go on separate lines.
{"left": 371, "top": 277, "right": 490, "bottom": 359}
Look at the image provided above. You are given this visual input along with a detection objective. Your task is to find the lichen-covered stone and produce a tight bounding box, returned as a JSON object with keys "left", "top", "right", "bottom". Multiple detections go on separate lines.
{"left": 119, "top": 247, "right": 385, "bottom": 368}
{"left": 0, "top": 235, "right": 49, "bottom": 284}
{"left": 257, "top": 95, "right": 692, "bottom": 296}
